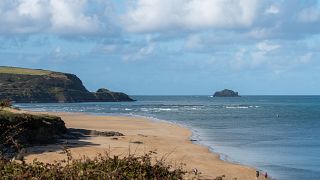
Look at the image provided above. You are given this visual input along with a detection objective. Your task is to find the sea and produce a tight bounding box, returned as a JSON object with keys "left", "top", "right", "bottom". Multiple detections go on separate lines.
{"left": 16, "top": 96, "right": 320, "bottom": 180}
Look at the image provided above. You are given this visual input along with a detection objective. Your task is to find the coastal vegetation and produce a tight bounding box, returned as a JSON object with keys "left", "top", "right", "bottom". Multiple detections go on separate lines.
{"left": 0, "top": 150, "right": 186, "bottom": 179}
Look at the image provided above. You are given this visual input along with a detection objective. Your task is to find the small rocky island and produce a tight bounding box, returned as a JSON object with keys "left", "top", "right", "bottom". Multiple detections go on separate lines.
{"left": 213, "top": 89, "right": 240, "bottom": 97}
{"left": 0, "top": 66, "right": 134, "bottom": 103}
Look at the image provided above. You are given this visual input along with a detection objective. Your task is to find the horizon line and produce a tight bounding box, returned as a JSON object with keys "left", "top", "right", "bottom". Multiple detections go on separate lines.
{"left": 130, "top": 94, "right": 320, "bottom": 96}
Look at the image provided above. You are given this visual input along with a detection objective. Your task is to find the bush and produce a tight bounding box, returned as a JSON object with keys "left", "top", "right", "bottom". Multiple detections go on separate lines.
{"left": 0, "top": 150, "right": 186, "bottom": 179}
{"left": 0, "top": 99, "right": 12, "bottom": 108}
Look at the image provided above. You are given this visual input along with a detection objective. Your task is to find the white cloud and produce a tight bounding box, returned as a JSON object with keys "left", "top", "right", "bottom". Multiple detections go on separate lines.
{"left": 18, "top": 0, "right": 48, "bottom": 20}
{"left": 1, "top": 0, "right": 319, "bottom": 40}
{"left": 250, "top": 41, "right": 280, "bottom": 67}
{"left": 0, "top": 0, "right": 114, "bottom": 35}
{"left": 248, "top": 28, "right": 273, "bottom": 39}
{"left": 50, "top": 45, "right": 81, "bottom": 62}
{"left": 256, "top": 40, "right": 280, "bottom": 54}
{"left": 102, "top": 44, "right": 118, "bottom": 53}
{"left": 123, "top": 35, "right": 155, "bottom": 61}
{"left": 231, "top": 40, "right": 283, "bottom": 70}
{"left": 123, "top": 0, "right": 259, "bottom": 32}
{"left": 232, "top": 48, "right": 247, "bottom": 69}
{"left": 265, "top": 5, "right": 279, "bottom": 14}
{"left": 49, "top": 0, "right": 100, "bottom": 34}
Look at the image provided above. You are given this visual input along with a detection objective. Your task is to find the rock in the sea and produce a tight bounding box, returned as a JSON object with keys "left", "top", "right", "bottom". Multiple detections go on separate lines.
{"left": 0, "top": 66, "right": 134, "bottom": 103}
{"left": 213, "top": 89, "right": 240, "bottom": 97}
{"left": 94, "top": 88, "right": 133, "bottom": 102}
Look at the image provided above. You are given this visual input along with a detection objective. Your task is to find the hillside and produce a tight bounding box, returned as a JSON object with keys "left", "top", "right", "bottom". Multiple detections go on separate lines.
{"left": 0, "top": 67, "right": 134, "bottom": 103}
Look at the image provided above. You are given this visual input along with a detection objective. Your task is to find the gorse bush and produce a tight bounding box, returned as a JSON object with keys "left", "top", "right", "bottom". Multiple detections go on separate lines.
{"left": 0, "top": 149, "right": 186, "bottom": 180}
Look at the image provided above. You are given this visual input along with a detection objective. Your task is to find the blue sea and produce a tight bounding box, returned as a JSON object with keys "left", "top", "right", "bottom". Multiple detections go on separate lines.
{"left": 16, "top": 96, "right": 320, "bottom": 180}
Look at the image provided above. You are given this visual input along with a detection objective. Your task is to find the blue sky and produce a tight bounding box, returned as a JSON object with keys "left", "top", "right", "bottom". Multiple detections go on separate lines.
{"left": 0, "top": 0, "right": 320, "bottom": 95}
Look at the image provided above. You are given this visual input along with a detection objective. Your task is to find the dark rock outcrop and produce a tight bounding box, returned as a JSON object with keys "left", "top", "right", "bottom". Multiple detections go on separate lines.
{"left": 0, "top": 110, "right": 126, "bottom": 158}
{"left": 94, "top": 88, "right": 133, "bottom": 102}
{"left": 213, "top": 89, "right": 240, "bottom": 97}
{"left": 0, "top": 110, "right": 68, "bottom": 157}
{"left": 0, "top": 66, "right": 134, "bottom": 103}
{"left": 67, "top": 128, "right": 124, "bottom": 138}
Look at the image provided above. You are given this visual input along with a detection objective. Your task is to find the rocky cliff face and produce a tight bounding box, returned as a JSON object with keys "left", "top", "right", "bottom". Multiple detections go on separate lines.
{"left": 0, "top": 67, "right": 134, "bottom": 103}
{"left": 0, "top": 110, "right": 68, "bottom": 157}
{"left": 213, "top": 89, "right": 240, "bottom": 97}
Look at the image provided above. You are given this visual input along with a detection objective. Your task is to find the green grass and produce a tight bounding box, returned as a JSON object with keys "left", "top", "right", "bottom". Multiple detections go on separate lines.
{"left": 0, "top": 67, "right": 52, "bottom": 76}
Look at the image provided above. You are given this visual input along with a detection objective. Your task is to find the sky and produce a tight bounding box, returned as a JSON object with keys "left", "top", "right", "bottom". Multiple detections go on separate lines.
{"left": 0, "top": 0, "right": 320, "bottom": 95}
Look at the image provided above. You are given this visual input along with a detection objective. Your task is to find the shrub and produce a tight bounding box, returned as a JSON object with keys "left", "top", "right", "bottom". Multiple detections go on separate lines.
{"left": 0, "top": 99, "right": 12, "bottom": 108}
{"left": 0, "top": 150, "right": 186, "bottom": 179}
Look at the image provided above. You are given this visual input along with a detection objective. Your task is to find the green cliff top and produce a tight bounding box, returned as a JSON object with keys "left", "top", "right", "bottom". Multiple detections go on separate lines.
{"left": 0, "top": 66, "right": 53, "bottom": 76}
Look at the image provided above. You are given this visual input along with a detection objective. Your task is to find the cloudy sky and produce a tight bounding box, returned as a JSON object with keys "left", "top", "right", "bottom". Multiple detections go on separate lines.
{"left": 1, "top": 0, "right": 320, "bottom": 95}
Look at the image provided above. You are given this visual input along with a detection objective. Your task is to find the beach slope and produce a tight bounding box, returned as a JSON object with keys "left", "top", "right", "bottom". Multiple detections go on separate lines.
{"left": 24, "top": 112, "right": 264, "bottom": 179}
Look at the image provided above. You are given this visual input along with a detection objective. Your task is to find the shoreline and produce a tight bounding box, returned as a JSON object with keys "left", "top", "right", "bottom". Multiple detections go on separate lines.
{"left": 20, "top": 109, "right": 267, "bottom": 179}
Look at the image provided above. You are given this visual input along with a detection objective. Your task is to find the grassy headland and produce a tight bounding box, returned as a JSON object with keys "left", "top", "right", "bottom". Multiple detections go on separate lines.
{"left": 0, "top": 66, "right": 52, "bottom": 76}
{"left": 0, "top": 66, "right": 134, "bottom": 103}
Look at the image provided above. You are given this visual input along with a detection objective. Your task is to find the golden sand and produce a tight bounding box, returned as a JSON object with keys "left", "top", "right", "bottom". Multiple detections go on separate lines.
{"left": 23, "top": 112, "right": 266, "bottom": 179}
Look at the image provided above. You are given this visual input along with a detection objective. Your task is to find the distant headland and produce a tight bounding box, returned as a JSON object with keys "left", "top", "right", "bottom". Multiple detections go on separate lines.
{"left": 0, "top": 66, "right": 134, "bottom": 103}
{"left": 213, "top": 89, "right": 240, "bottom": 97}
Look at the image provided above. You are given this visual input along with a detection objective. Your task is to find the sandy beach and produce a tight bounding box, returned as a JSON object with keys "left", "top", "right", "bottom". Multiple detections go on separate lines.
{"left": 22, "top": 111, "right": 266, "bottom": 179}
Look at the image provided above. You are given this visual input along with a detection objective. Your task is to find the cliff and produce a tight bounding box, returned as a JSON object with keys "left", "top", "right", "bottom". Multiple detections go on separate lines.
{"left": 0, "top": 110, "right": 68, "bottom": 157}
{"left": 213, "top": 89, "right": 240, "bottom": 97}
{"left": 0, "top": 67, "right": 134, "bottom": 103}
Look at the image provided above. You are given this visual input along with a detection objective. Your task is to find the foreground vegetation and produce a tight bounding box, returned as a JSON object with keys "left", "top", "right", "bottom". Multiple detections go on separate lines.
{"left": 0, "top": 150, "right": 186, "bottom": 179}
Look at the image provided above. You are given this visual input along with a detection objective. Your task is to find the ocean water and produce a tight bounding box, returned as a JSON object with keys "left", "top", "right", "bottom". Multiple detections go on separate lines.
{"left": 17, "top": 96, "right": 320, "bottom": 180}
